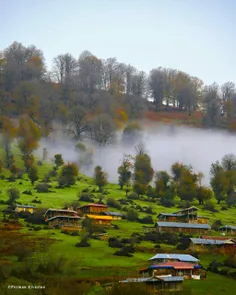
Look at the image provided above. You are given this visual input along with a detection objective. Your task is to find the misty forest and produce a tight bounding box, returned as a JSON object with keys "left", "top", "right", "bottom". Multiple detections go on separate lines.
{"left": 1, "top": 41, "right": 236, "bottom": 295}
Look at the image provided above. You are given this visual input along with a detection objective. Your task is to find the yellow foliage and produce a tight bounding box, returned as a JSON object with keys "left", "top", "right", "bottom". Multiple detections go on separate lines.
{"left": 17, "top": 115, "right": 41, "bottom": 153}
{"left": 114, "top": 108, "right": 129, "bottom": 129}
{"left": 1, "top": 116, "right": 16, "bottom": 140}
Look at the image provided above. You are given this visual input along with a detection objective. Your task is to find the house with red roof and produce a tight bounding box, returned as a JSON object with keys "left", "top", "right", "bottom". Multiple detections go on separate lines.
{"left": 140, "top": 261, "right": 203, "bottom": 280}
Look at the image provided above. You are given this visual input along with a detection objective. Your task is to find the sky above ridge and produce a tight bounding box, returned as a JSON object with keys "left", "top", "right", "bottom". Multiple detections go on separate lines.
{"left": 1, "top": 0, "right": 235, "bottom": 85}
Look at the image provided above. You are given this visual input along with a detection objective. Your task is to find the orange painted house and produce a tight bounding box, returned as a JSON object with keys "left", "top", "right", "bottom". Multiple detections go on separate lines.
{"left": 77, "top": 203, "right": 108, "bottom": 215}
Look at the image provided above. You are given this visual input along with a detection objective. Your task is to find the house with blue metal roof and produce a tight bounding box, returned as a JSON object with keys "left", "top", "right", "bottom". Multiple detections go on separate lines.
{"left": 156, "top": 221, "right": 211, "bottom": 234}
{"left": 220, "top": 225, "right": 236, "bottom": 235}
{"left": 119, "top": 275, "right": 184, "bottom": 292}
{"left": 158, "top": 206, "right": 209, "bottom": 224}
{"left": 148, "top": 253, "right": 199, "bottom": 264}
{"left": 189, "top": 237, "right": 236, "bottom": 254}
{"left": 140, "top": 261, "right": 202, "bottom": 280}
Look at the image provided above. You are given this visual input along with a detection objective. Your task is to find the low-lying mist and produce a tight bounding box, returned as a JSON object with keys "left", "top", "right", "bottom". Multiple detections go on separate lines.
{"left": 38, "top": 123, "right": 236, "bottom": 186}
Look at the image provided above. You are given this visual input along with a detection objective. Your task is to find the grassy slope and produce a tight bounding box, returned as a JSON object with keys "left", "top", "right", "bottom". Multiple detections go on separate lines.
{"left": 0, "top": 151, "right": 236, "bottom": 294}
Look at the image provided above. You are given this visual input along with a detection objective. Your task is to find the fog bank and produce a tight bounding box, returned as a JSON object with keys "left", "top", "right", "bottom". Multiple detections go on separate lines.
{"left": 38, "top": 124, "right": 236, "bottom": 186}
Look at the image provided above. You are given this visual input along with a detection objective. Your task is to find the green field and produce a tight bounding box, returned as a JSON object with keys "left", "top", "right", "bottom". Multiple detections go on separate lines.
{"left": 1, "top": 156, "right": 236, "bottom": 295}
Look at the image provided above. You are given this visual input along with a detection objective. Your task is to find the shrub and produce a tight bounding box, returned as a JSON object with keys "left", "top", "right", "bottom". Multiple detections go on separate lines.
{"left": 160, "top": 197, "right": 175, "bottom": 207}
{"left": 154, "top": 244, "right": 161, "bottom": 249}
{"left": 145, "top": 206, "right": 154, "bottom": 214}
{"left": 221, "top": 206, "right": 228, "bottom": 211}
{"left": 75, "top": 231, "right": 90, "bottom": 247}
{"left": 58, "top": 163, "right": 78, "bottom": 187}
{"left": 211, "top": 219, "right": 222, "bottom": 231}
{"left": 108, "top": 237, "right": 123, "bottom": 248}
{"left": 82, "top": 187, "right": 90, "bottom": 193}
{"left": 22, "top": 190, "right": 32, "bottom": 195}
{"left": 48, "top": 170, "right": 57, "bottom": 177}
{"left": 25, "top": 209, "right": 45, "bottom": 224}
{"left": 78, "top": 192, "right": 94, "bottom": 202}
{"left": 146, "top": 185, "right": 156, "bottom": 198}
{"left": 31, "top": 198, "right": 42, "bottom": 204}
{"left": 138, "top": 216, "right": 154, "bottom": 224}
{"left": 126, "top": 209, "right": 139, "bottom": 221}
{"left": 208, "top": 260, "right": 223, "bottom": 272}
{"left": 63, "top": 201, "right": 80, "bottom": 211}
{"left": 127, "top": 192, "right": 139, "bottom": 200}
{"left": 106, "top": 197, "right": 120, "bottom": 209}
{"left": 35, "top": 183, "right": 49, "bottom": 193}
{"left": 7, "top": 188, "right": 20, "bottom": 205}
{"left": 114, "top": 246, "right": 135, "bottom": 257}
{"left": 204, "top": 200, "right": 218, "bottom": 212}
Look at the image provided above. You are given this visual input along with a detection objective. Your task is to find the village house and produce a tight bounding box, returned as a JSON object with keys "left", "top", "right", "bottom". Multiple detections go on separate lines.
{"left": 103, "top": 211, "right": 124, "bottom": 220}
{"left": 189, "top": 237, "right": 236, "bottom": 254}
{"left": 77, "top": 203, "right": 108, "bottom": 215}
{"left": 119, "top": 276, "right": 184, "bottom": 293}
{"left": 44, "top": 208, "right": 78, "bottom": 220}
{"left": 156, "top": 221, "right": 211, "bottom": 234}
{"left": 158, "top": 206, "right": 209, "bottom": 224}
{"left": 140, "top": 261, "right": 202, "bottom": 280}
{"left": 45, "top": 215, "right": 81, "bottom": 228}
{"left": 15, "top": 205, "right": 36, "bottom": 214}
{"left": 220, "top": 225, "right": 236, "bottom": 235}
{"left": 148, "top": 253, "right": 199, "bottom": 265}
{"left": 86, "top": 214, "right": 112, "bottom": 225}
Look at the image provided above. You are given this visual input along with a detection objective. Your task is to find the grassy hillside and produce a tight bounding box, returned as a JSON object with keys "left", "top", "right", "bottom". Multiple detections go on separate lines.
{"left": 1, "top": 154, "right": 236, "bottom": 295}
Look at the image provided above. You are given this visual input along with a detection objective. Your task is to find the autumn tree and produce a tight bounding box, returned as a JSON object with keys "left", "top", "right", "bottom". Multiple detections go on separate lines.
{"left": 221, "top": 154, "right": 236, "bottom": 171}
{"left": 66, "top": 107, "right": 89, "bottom": 140}
{"left": 210, "top": 171, "right": 228, "bottom": 204}
{"left": 155, "top": 171, "right": 172, "bottom": 198}
{"left": 7, "top": 188, "right": 20, "bottom": 205}
{"left": 117, "top": 154, "right": 133, "bottom": 190}
{"left": 17, "top": 115, "right": 41, "bottom": 171}
{"left": 54, "top": 154, "right": 64, "bottom": 170}
{"left": 133, "top": 143, "right": 154, "bottom": 195}
{"left": 94, "top": 165, "right": 108, "bottom": 191}
{"left": 88, "top": 113, "right": 116, "bottom": 145}
{"left": 177, "top": 170, "right": 198, "bottom": 202}
{"left": 58, "top": 163, "right": 78, "bottom": 187}
{"left": 0, "top": 116, "right": 16, "bottom": 168}
{"left": 28, "top": 166, "right": 39, "bottom": 185}
{"left": 196, "top": 186, "right": 213, "bottom": 205}
{"left": 171, "top": 162, "right": 192, "bottom": 184}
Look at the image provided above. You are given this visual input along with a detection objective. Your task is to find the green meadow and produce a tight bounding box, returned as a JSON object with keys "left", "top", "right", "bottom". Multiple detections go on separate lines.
{"left": 0, "top": 155, "right": 236, "bottom": 295}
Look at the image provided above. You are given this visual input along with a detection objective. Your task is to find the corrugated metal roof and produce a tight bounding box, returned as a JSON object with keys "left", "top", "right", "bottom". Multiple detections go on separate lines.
{"left": 200, "top": 235, "right": 235, "bottom": 241}
{"left": 190, "top": 238, "right": 235, "bottom": 245}
{"left": 156, "top": 222, "right": 211, "bottom": 229}
{"left": 78, "top": 203, "right": 108, "bottom": 208}
{"left": 45, "top": 208, "right": 78, "bottom": 215}
{"left": 158, "top": 213, "right": 181, "bottom": 217}
{"left": 119, "top": 276, "right": 183, "bottom": 283}
{"left": 16, "top": 205, "right": 35, "bottom": 208}
{"left": 160, "top": 276, "right": 184, "bottom": 282}
{"left": 46, "top": 215, "right": 81, "bottom": 222}
{"left": 104, "top": 212, "right": 124, "bottom": 217}
{"left": 148, "top": 253, "right": 199, "bottom": 262}
{"left": 220, "top": 225, "right": 236, "bottom": 230}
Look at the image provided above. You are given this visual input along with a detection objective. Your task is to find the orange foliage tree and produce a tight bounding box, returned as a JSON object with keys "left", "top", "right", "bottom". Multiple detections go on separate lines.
{"left": 0, "top": 116, "right": 16, "bottom": 168}
{"left": 17, "top": 115, "right": 41, "bottom": 170}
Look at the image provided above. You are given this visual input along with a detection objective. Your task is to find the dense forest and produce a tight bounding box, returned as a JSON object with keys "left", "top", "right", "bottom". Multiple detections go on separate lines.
{"left": 1, "top": 41, "right": 236, "bottom": 139}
